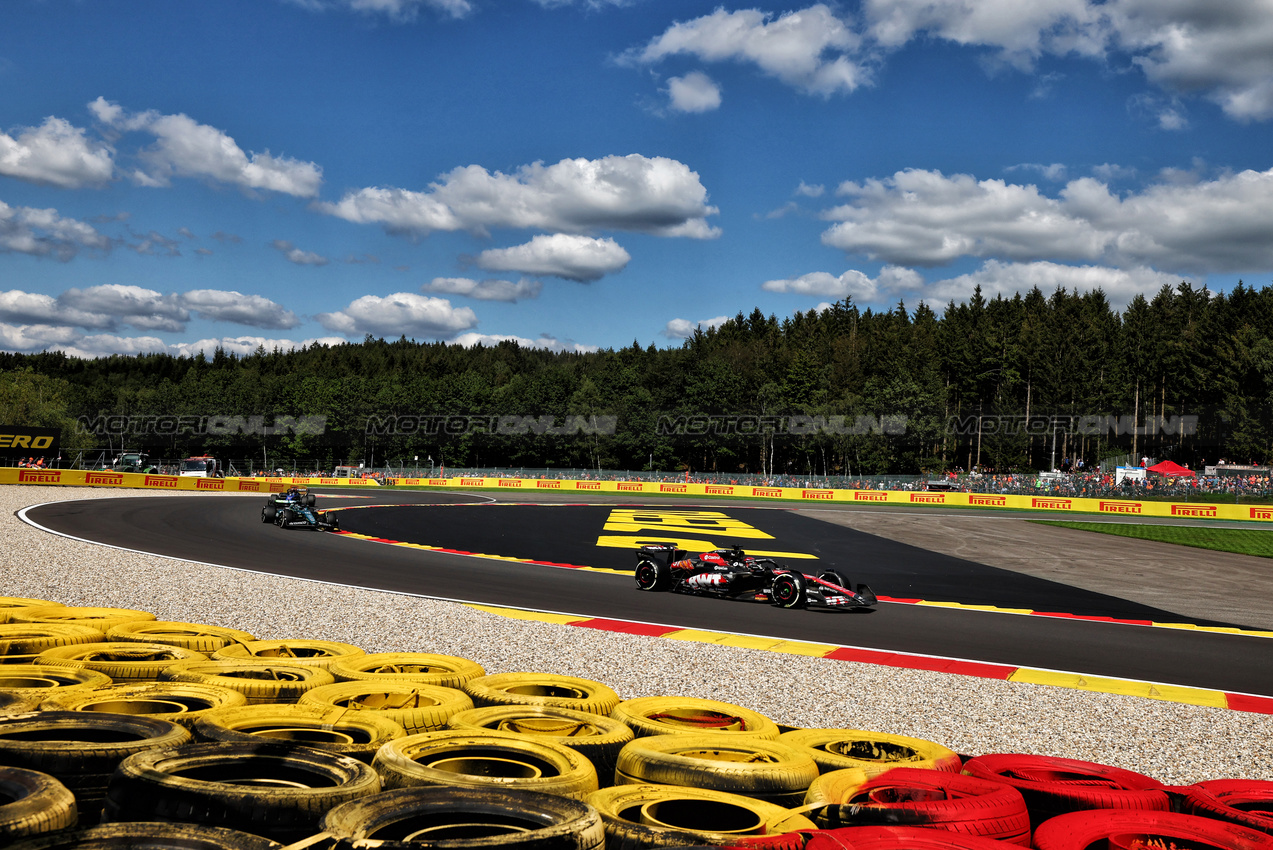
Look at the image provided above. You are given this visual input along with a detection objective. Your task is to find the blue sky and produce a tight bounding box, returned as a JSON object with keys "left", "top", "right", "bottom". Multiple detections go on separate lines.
{"left": 2, "top": 0, "right": 1273, "bottom": 357}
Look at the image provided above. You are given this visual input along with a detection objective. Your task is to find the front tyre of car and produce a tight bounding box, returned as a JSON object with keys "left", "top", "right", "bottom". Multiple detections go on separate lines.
{"left": 771, "top": 573, "right": 806, "bottom": 609}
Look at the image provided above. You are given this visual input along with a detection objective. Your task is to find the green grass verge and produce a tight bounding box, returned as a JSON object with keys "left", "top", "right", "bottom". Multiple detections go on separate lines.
{"left": 1030, "top": 520, "right": 1273, "bottom": 558}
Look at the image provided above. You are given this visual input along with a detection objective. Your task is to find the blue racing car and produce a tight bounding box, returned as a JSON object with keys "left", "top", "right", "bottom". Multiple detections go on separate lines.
{"left": 261, "top": 487, "right": 340, "bottom": 531}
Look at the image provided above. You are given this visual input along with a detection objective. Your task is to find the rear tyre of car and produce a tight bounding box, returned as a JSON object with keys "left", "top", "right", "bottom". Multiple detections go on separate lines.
{"left": 770, "top": 574, "right": 806, "bottom": 609}
{"left": 635, "top": 559, "right": 672, "bottom": 592}
{"left": 306, "top": 494, "right": 317, "bottom": 507}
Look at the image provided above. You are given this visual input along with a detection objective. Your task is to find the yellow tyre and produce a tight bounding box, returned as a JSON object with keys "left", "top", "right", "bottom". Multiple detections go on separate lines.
{"left": 106, "top": 621, "right": 256, "bottom": 653}
{"left": 778, "top": 728, "right": 962, "bottom": 775}
{"left": 0, "top": 623, "right": 105, "bottom": 658}
{"left": 0, "top": 692, "right": 40, "bottom": 714}
{"left": 0, "top": 765, "right": 78, "bottom": 840}
{"left": 463, "top": 673, "right": 620, "bottom": 715}
{"left": 611, "top": 697, "right": 780, "bottom": 740}
{"left": 38, "top": 682, "right": 248, "bottom": 727}
{"left": 329, "top": 651, "right": 485, "bottom": 688}
{"left": 586, "top": 783, "right": 816, "bottom": 849}
{"left": 0, "top": 598, "right": 62, "bottom": 624}
{"left": 448, "top": 705, "right": 634, "bottom": 785}
{"left": 159, "top": 660, "right": 335, "bottom": 704}
{"left": 36, "top": 642, "right": 207, "bottom": 684}
{"left": 614, "top": 734, "right": 820, "bottom": 807}
{"left": 298, "top": 681, "right": 473, "bottom": 734}
{"left": 0, "top": 664, "right": 113, "bottom": 699}
{"left": 3, "top": 606, "right": 155, "bottom": 632}
{"left": 373, "top": 730, "right": 599, "bottom": 800}
{"left": 212, "top": 639, "right": 365, "bottom": 671}
{"left": 193, "top": 704, "right": 406, "bottom": 762}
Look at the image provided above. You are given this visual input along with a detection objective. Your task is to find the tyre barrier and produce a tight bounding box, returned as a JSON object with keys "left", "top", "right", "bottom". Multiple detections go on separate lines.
{"left": 0, "top": 691, "right": 40, "bottom": 714}
{"left": 464, "top": 673, "right": 622, "bottom": 716}
{"left": 159, "top": 660, "right": 337, "bottom": 704}
{"left": 0, "top": 766, "right": 77, "bottom": 841}
{"left": 614, "top": 734, "right": 820, "bottom": 808}
{"left": 321, "top": 784, "right": 607, "bottom": 850}
{"left": 105, "top": 621, "right": 257, "bottom": 653}
{"left": 778, "top": 729, "right": 963, "bottom": 777}
{"left": 803, "top": 767, "right": 1031, "bottom": 844}
{"left": 0, "top": 599, "right": 63, "bottom": 625}
{"left": 34, "top": 643, "right": 208, "bottom": 685}
{"left": 3, "top": 608, "right": 156, "bottom": 633}
{"left": 211, "top": 639, "right": 367, "bottom": 671}
{"left": 7, "top": 821, "right": 284, "bottom": 849}
{"left": 1031, "top": 809, "right": 1273, "bottom": 850}
{"left": 1174, "top": 779, "right": 1273, "bottom": 833}
{"left": 960, "top": 753, "right": 1170, "bottom": 828}
{"left": 586, "top": 783, "right": 817, "bottom": 849}
{"left": 329, "top": 651, "right": 487, "bottom": 689}
{"left": 102, "top": 741, "right": 381, "bottom": 843}
{"left": 0, "top": 710, "right": 190, "bottom": 825}
{"left": 612, "top": 697, "right": 781, "bottom": 740}
{"left": 37, "top": 682, "right": 249, "bottom": 727}
{"left": 192, "top": 703, "right": 407, "bottom": 762}
{"left": 1, "top": 624, "right": 107, "bottom": 659}
{"left": 373, "top": 729, "right": 600, "bottom": 800}
{"left": 0, "top": 665, "right": 115, "bottom": 701}
{"left": 298, "top": 681, "right": 475, "bottom": 734}
{"left": 448, "top": 705, "right": 635, "bottom": 787}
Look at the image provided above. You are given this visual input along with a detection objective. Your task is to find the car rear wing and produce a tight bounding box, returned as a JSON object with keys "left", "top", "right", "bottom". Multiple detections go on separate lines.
{"left": 636, "top": 541, "right": 687, "bottom": 566}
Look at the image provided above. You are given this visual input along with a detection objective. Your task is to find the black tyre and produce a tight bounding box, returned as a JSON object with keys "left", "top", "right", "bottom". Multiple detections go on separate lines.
{"left": 770, "top": 573, "right": 806, "bottom": 609}
{"left": 322, "top": 785, "right": 606, "bottom": 850}
{"left": 634, "top": 560, "right": 672, "bottom": 592}
{"left": 261, "top": 505, "right": 276, "bottom": 524}
{"left": 0, "top": 711, "right": 191, "bottom": 826}
{"left": 7, "top": 821, "right": 284, "bottom": 849}
{"left": 0, "top": 766, "right": 78, "bottom": 841}
{"left": 102, "top": 742, "right": 381, "bottom": 843}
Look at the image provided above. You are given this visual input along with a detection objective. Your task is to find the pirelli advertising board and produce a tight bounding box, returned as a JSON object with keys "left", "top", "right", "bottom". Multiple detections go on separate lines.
{"left": 1, "top": 468, "right": 1268, "bottom": 522}
{"left": 0, "top": 425, "right": 59, "bottom": 457}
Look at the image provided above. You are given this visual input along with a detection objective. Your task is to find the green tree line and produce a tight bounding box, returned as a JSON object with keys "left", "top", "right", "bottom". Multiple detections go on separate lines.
{"left": 2, "top": 281, "right": 1272, "bottom": 475}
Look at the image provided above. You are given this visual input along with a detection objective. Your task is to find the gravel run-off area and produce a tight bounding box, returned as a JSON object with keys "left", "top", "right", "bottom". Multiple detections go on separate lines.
{"left": 3, "top": 485, "right": 1271, "bottom": 786}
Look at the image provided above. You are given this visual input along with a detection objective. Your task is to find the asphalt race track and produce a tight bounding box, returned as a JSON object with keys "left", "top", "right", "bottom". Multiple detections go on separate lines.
{"left": 24, "top": 489, "right": 1273, "bottom": 697}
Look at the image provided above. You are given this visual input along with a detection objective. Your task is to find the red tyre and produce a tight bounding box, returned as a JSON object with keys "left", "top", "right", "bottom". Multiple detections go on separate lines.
{"left": 1175, "top": 780, "right": 1273, "bottom": 833}
{"left": 1032, "top": 809, "right": 1273, "bottom": 850}
{"left": 961, "top": 754, "right": 1167, "bottom": 827}
{"left": 806, "top": 767, "right": 1031, "bottom": 845}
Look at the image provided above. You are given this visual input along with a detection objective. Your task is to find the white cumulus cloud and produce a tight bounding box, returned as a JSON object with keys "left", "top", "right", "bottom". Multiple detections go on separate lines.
{"left": 59, "top": 284, "right": 189, "bottom": 333}
{"left": 762, "top": 265, "right": 923, "bottom": 301}
{"left": 316, "top": 154, "right": 719, "bottom": 239}
{"left": 422, "top": 277, "right": 543, "bottom": 302}
{"left": 287, "top": 0, "right": 472, "bottom": 20}
{"left": 90, "top": 97, "right": 322, "bottom": 197}
{"left": 450, "top": 332, "right": 597, "bottom": 353}
{"left": 0, "top": 201, "right": 111, "bottom": 261}
{"left": 624, "top": 5, "right": 867, "bottom": 96}
{"left": 474, "top": 234, "right": 630, "bottom": 282}
{"left": 926, "top": 260, "right": 1189, "bottom": 310}
{"left": 0, "top": 116, "right": 114, "bottom": 189}
{"left": 821, "top": 166, "right": 1273, "bottom": 273}
{"left": 316, "top": 293, "right": 478, "bottom": 338}
{"left": 270, "top": 239, "right": 329, "bottom": 266}
{"left": 178, "top": 290, "right": 301, "bottom": 329}
{"left": 666, "top": 71, "right": 723, "bottom": 113}
{"left": 662, "top": 315, "right": 730, "bottom": 339}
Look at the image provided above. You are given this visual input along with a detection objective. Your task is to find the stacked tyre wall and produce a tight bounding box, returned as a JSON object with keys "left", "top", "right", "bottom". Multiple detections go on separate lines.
{"left": 3, "top": 597, "right": 1273, "bottom": 850}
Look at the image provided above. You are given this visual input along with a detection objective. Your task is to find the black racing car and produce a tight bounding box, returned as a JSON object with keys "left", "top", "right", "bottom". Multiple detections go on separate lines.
{"left": 634, "top": 543, "right": 876, "bottom": 610}
{"left": 261, "top": 487, "right": 340, "bottom": 531}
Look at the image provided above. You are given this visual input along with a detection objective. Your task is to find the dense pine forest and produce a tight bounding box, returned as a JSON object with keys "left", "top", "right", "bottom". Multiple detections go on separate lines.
{"left": 1, "top": 282, "right": 1271, "bottom": 476}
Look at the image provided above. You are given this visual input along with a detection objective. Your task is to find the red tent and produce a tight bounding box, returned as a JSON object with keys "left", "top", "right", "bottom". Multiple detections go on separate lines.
{"left": 1147, "top": 460, "right": 1195, "bottom": 477}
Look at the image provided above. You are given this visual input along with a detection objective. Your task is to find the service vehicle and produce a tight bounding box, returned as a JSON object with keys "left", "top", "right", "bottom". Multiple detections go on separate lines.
{"left": 179, "top": 456, "right": 222, "bottom": 477}
{"left": 634, "top": 543, "right": 876, "bottom": 610}
{"left": 261, "top": 487, "right": 340, "bottom": 531}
